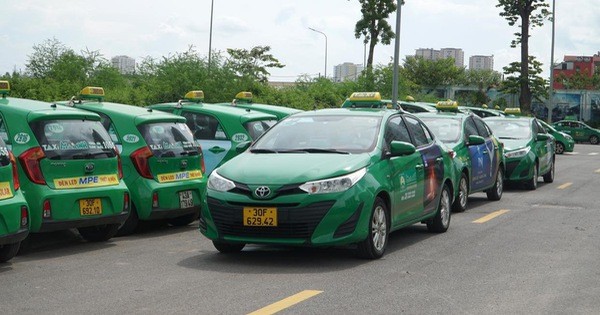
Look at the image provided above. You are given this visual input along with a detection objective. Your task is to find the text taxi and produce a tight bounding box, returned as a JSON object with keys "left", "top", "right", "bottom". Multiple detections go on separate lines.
{"left": 149, "top": 91, "right": 278, "bottom": 175}
{"left": 201, "top": 106, "right": 456, "bottom": 259}
{"left": 416, "top": 101, "right": 504, "bottom": 212}
{"left": 216, "top": 91, "right": 302, "bottom": 120}
{"left": 0, "top": 82, "right": 129, "bottom": 242}
{"left": 56, "top": 87, "right": 206, "bottom": 235}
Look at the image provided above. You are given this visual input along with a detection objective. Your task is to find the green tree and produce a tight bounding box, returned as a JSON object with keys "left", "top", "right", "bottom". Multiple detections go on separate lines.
{"left": 354, "top": 0, "right": 397, "bottom": 72}
{"left": 500, "top": 56, "right": 548, "bottom": 103}
{"left": 402, "top": 56, "right": 464, "bottom": 93}
{"left": 225, "top": 46, "right": 284, "bottom": 83}
{"left": 497, "top": 0, "right": 551, "bottom": 114}
{"left": 26, "top": 38, "right": 69, "bottom": 78}
{"left": 459, "top": 69, "right": 502, "bottom": 105}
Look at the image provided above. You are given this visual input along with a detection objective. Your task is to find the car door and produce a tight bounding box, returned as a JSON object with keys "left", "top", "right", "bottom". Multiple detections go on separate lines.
{"left": 533, "top": 120, "right": 553, "bottom": 174}
{"left": 180, "top": 111, "right": 231, "bottom": 174}
{"left": 571, "top": 122, "right": 587, "bottom": 141}
{"left": 463, "top": 117, "right": 492, "bottom": 191}
{"left": 473, "top": 116, "right": 498, "bottom": 189}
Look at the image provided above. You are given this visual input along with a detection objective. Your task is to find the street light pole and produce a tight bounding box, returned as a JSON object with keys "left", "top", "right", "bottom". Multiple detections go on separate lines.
{"left": 392, "top": 1, "right": 403, "bottom": 108}
{"left": 309, "top": 27, "right": 328, "bottom": 78}
{"left": 208, "top": 0, "right": 215, "bottom": 74}
{"left": 547, "top": 0, "right": 556, "bottom": 122}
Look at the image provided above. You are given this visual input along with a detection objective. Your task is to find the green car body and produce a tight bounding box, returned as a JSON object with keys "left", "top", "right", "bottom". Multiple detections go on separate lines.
{"left": 215, "top": 92, "right": 302, "bottom": 120}
{"left": 57, "top": 93, "right": 206, "bottom": 234}
{"left": 399, "top": 102, "right": 438, "bottom": 114}
{"left": 460, "top": 106, "right": 505, "bottom": 118}
{"left": 0, "top": 137, "right": 29, "bottom": 263}
{"left": 417, "top": 110, "right": 505, "bottom": 212}
{"left": 0, "top": 96, "right": 129, "bottom": 241}
{"left": 149, "top": 100, "right": 278, "bottom": 175}
{"left": 484, "top": 116, "right": 555, "bottom": 190}
{"left": 552, "top": 120, "right": 600, "bottom": 145}
{"left": 201, "top": 108, "right": 456, "bottom": 259}
{"left": 538, "top": 120, "right": 574, "bottom": 154}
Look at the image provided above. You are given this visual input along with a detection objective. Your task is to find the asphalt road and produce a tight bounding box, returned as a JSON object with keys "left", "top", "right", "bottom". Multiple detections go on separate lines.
{"left": 1, "top": 144, "right": 599, "bottom": 314}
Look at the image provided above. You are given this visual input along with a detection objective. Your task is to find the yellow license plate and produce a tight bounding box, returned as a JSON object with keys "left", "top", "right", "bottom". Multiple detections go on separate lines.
{"left": 243, "top": 207, "right": 277, "bottom": 227}
{"left": 80, "top": 198, "right": 102, "bottom": 216}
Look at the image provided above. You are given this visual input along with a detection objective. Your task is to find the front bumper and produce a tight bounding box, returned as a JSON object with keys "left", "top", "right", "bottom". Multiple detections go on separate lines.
{"left": 504, "top": 153, "right": 535, "bottom": 182}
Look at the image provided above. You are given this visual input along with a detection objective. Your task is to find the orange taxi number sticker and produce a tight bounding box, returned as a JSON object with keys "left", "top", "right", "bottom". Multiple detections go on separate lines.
{"left": 243, "top": 207, "right": 277, "bottom": 227}
{"left": 80, "top": 198, "right": 102, "bottom": 216}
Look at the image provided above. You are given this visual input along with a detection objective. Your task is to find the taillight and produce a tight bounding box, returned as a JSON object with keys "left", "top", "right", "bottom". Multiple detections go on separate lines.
{"left": 42, "top": 200, "right": 51, "bottom": 219}
{"left": 123, "top": 192, "right": 130, "bottom": 212}
{"left": 115, "top": 148, "right": 123, "bottom": 179}
{"left": 448, "top": 150, "right": 457, "bottom": 159}
{"left": 130, "top": 146, "right": 153, "bottom": 179}
{"left": 19, "top": 147, "right": 46, "bottom": 185}
{"left": 198, "top": 147, "right": 206, "bottom": 175}
{"left": 20, "top": 206, "right": 28, "bottom": 227}
{"left": 9, "top": 151, "right": 20, "bottom": 191}
{"left": 152, "top": 192, "right": 158, "bottom": 208}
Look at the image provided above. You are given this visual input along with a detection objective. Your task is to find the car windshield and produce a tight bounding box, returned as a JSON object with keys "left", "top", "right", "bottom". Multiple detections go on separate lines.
{"left": 485, "top": 119, "right": 531, "bottom": 139}
{"left": 138, "top": 122, "right": 199, "bottom": 158}
{"left": 0, "top": 137, "right": 9, "bottom": 167}
{"left": 243, "top": 119, "right": 277, "bottom": 140}
{"left": 418, "top": 117, "right": 462, "bottom": 143}
{"left": 29, "top": 119, "right": 117, "bottom": 160}
{"left": 251, "top": 115, "right": 381, "bottom": 154}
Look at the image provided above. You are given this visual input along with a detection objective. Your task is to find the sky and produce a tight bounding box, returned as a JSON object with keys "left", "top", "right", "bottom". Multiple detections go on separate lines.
{"left": 1, "top": 0, "right": 599, "bottom": 82}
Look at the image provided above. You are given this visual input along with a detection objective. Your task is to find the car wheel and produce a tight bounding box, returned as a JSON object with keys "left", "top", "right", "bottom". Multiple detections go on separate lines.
{"left": 427, "top": 184, "right": 451, "bottom": 233}
{"left": 543, "top": 156, "right": 555, "bottom": 183}
{"left": 486, "top": 168, "right": 504, "bottom": 201}
{"left": 524, "top": 162, "right": 538, "bottom": 190}
{"left": 356, "top": 197, "right": 389, "bottom": 259}
{"left": 451, "top": 173, "right": 468, "bottom": 212}
{"left": 590, "top": 135, "right": 599, "bottom": 145}
{"left": 78, "top": 224, "right": 119, "bottom": 242}
{"left": 212, "top": 240, "right": 245, "bottom": 253}
{"left": 0, "top": 242, "right": 21, "bottom": 263}
{"left": 117, "top": 205, "right": 139, "bottom": 236}
{"left": 555, "top": 142, "right": 565, "bottom": 154}
{"left": 167, "top": 213, "right": 198, "bottom": 227}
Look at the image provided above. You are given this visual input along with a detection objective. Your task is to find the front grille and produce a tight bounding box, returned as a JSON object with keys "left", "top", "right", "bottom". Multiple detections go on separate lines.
{"left": 229, "top": 182, "right": 305, "bottom": 199}
{"left": 207, "top": 197, "right": 335, "bottom": 240}
{"left": 506, "top": 161, "right": 520, "bottom": 177}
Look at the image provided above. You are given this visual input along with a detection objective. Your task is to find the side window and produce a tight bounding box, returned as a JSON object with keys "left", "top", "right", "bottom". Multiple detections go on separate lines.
{"left": 473, "top": 117, "right": 491, "bottom": 138}
{"left": 535, "top": 120, "right": 547, "bottom": 134}
{"left": 405, "top": 116, "right": 429, "bottom": 147}
{"left": 532, "top": 120, "right": 539, "bottom": 134}
{"left": 97, "top": 113, "right": 120, "bottom": 144}
{"left": 464, "top": 117, "right": 479, "bottom": 138}
{"left": 0, "top": 115, "right": 9, "bottom": 144}
{"left": 384, "top": 116, "right": 411, "bottom": 145}
{"left": 182, "top": 111, "right": 227, "bottom": 140}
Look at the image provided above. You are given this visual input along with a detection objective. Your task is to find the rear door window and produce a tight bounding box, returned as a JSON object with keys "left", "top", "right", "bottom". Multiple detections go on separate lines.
{"left": 138, "top": 121, "right": 199, "bottom": 158}
{"left": 29, "top": 120, "right": 116, "bottom": 160}
{"left": 0, "top": 137, "right": 9, "bottom": 167}
{"left": 243, "top": 120, "right": 277, "bottom": 140}
{"left": 181, "top": 112, "right": 227, "bottom": 140}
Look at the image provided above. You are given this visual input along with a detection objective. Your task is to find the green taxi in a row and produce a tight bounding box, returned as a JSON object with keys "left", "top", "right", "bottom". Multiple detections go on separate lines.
{"left": 149, "top": 91, "right": 278, "bottom": 175}
{"left": 201, "top": 107, "right": 456, "bottom": 259}
{"left": 538, "top": 120, "right": 574, "bottom": 154}
{"left": 484, "top": 109, "right": 555, "bottom": 190}
{"left": 216, "top": 91, "right": 302, "bottom": 120}
{"left": 553, "top": 120, "right": 600, "bottom": 145}
{"left": 0, "top": 82, "right": 130, "bottom": 243}
{"left": 57, "top": 87, "right": 206, "bottom": 235}
{"left": 416, "top": 101, "right": 504, "bottom": 212}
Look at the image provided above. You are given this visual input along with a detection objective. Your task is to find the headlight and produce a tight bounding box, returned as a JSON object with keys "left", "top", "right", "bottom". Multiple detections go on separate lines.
{"left": 207, "top": 171, "right": 235, "bottom": 192}
{"left": 299, "top": 168, "right": 367, "bottom": 194}
{"left": 504, "top": 147, "right": 530, "bottom": 159}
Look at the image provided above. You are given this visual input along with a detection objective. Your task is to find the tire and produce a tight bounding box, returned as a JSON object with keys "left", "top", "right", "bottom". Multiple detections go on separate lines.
{"left": 167, "top": 213, "right": 198, "bottom": 227}
{"left": 543, "top": 156, "right": 555, "bottom": 183}
{"left": 78, "top": 224, "right": 119, "bottom": 242}
{"left": 212, "top": 241, "right": 245, "bottom": 253}
{"left": 356, "top": 197, "right": 389, "bottom": 259}
{"left": 451, "top": 173, "right": 468, "bottom": 212}
{"left": 590, "top": 135, "right": 599, "bottom": 145}
{"left": 486, "top": 168, "right": 504, "bottom": 201}
{"left": 524, "top": 162, "right": 538, "bottom": 190}
{"left": 555, "top": 142, "right": 565, "bottom": 154}
{"left": 117, "top": 206, "right": 139, "bottom": 236}
{"left": 0, "top": 242, "right": 21, "bottom": 263}
{"left": 427, "top": 184, "right": 451, "bottom": 233}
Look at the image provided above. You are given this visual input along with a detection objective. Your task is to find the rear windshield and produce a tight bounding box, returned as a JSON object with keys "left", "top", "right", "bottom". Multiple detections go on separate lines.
{"left": 243, "top": 119, "right": 277, "bottom": 140}
{"left": 0, "top": 137, "right": 9, "bottom": 167}
{"left": 29, "top": 120, "right": 117, "bottom": 160}
{"left": 485, "top": 119, "right": 532, "bottom": 140}
{"left": 419, "top": 117, "right": 462, "bottom": 143}
{"left": 138, "top": 122, "right": 199, "bottom": 158}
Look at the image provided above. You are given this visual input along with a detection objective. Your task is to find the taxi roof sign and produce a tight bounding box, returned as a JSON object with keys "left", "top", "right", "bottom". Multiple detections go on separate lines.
{"left": 184, "top": 90, "right": 204, "bottom": 103}
{"left": 435, "top": 100, "right": 459, "bottom": 112}
{"left": 79, "top": 86, "right": 105, "bottom": 101}
{"left": 235, "top": 91, "right": 253, "bottom": 104}
{"left": 0, "top": 80, "right": 10, "bottom": 97}
{"left": 349, "top": 92, "right": 381, "bottom": 102}
{"left": 504, "top": 107, "right": 521, "bottom": 116}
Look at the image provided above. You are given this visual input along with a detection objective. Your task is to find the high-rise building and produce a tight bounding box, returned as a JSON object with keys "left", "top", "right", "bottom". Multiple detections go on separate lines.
{"left": 333, "top": 62, "right": 364, "bottom": 82}
{"left": 415, "top": 48, "right": 440, "bottom": 61}
{"left": 440, "top": 48, "right": 464, "bottom": 67}
{"left": 111, "top": 55, "right": 136, "bottom": 74}
{"left": 469, "top": 55, "right": 494, "bottom": 70}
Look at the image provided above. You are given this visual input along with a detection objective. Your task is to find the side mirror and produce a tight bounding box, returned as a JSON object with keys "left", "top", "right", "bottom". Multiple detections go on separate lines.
{"left": 389, "top": 141, "right": 416, "bottom": 157}
{"left": 235, "top": 141, "right": 251, "bottom": 153}
{"left": 467, "top": 135, "right": 485, "bottom": 146}
{"left": 536, "top": 133, "right": 550, "bottom": 142}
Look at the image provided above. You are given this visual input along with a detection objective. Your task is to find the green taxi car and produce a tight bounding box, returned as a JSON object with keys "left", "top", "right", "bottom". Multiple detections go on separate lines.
{"left": 484, "top": 110, "right": 555, "bottom": 190}
{"left": 399, "top": 101, "right": 437, "bottom": 114}
{"left": 201, "top": 107, "right": 456, "bottom": 259}
{"left": 341, "top": 92, "right": 392, "bottom": 109}
{"left": 57, "top": 87, "right": 206, "bottom": 235}
{"left": 0, "top": 83, "right": 129, "bottom": 241}
{"left": 461, "top": 106, "right": 505, "bottom": 118}
{"left": 417, "top": 101, "right": 504, "bottom": 212}
{"left": 538, "top": 120, "right": 574, "bottom": 154}
{"left": 553, "top": 120, "right": 600, "bottom": 145}
{"left": 0, "top": 132, "right": 29, "bottom": 263}
{"left": 149, "top": 91, "right": 278, "bottom": 175}
{"left": 216, "top": 91, "right": 302, "bottom": 120}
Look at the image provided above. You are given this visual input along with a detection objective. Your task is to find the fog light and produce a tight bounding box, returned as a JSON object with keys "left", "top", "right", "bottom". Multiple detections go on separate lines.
{"left": 152, "top": 192, "right": 158, "bottom": 208}
{"left": 21, "top": 206, "right": 29, "bottom": 227}
{"left": 124, "top": 193, "right": 130, "bottom": 212}
{"left": 42, "top": 200, "right": 51, "bottom": 219}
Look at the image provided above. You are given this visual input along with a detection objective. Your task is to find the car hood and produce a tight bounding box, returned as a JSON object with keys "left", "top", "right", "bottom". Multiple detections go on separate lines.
{"left": 499, "top": 138, "right": 530, "bottom": 151}
{"left": 216, "top": 152, "right": 373, "bottom": 185}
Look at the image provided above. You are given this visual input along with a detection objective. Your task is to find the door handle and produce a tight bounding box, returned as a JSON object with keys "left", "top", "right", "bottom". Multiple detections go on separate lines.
{"left": 416, "top": 164, "right": 424, "bottom": 170}
{"left": 435, "top": 157, "right": 443, "bottom": 164}
{"left": 209, "top": 146, "right": 226, "bottom": 153}
{"left": 482, "top": 150, "right": 488, "bottom": 153}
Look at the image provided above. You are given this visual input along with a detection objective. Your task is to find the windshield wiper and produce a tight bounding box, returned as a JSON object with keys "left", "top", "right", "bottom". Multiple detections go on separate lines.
{"left": 498, "top": 136, "right": 523, "bottom": 140}
{"left": 278, "top": 148, "right": 350, "bottom": 154}
{"left": 250, "top": 148, "right": 277, "bottom": 153}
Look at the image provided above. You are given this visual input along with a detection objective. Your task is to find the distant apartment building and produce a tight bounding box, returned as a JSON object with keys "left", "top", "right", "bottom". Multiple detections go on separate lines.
{"left": 111, "top": 55, "right": 136, "bottom": 74}
{"left": 552, "top": 53, "right": 600, "bottom": 89}
{"left": 333, "top": 62, "right": 364, "bottom": 82}
{"left": 415, "top": 48, "right": 464, "bottom": 67}
{"left": 415, "top": 48, "right": 440, "bottom": 61}
{"left": 469, "top": 55, "right": 494, "bottom": 70}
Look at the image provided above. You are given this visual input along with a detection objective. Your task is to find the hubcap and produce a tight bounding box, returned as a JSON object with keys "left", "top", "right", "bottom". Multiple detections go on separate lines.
{"left": 371, "top": 206, "right": 387, "bottom": 252}
{"left": 459, "top": 177, "right": 468, "bottom": 208}
{"left": 556, "top": 143, "right": 564, "bottom": 154}
{"left": 591, "top": 136, "right": 599, "bottom": 145}
{"left": 440, "top": 189, "right": 450, "bottom": 227}
{"left": 496, "top": 171, "right": 503, "bottom": 196}
{"left": 533, "top": 166, "right": 538, "bottom": 188}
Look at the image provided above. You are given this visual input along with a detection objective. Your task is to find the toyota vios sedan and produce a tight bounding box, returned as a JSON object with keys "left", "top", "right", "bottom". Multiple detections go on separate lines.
{"left": 201, "top": 108, "right": 456, "bottom": 259}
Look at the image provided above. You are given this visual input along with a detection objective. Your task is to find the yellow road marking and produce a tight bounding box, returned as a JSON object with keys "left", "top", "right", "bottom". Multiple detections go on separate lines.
{"left": 557, "top": 182, "right": 573, "bottom": 189}
{"left": 473, "top": 209, "right": 510, "bottom": 224}
{"left": 247, "top": 290, "right": 323, "bottom": 315}
{"left": 595, "top": 168, "right": 600, "bottom": 174}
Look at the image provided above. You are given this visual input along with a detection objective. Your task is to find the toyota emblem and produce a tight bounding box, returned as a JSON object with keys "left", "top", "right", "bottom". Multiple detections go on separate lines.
{"left": 255, "top": 186, "right": 271, "bottom": 198}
